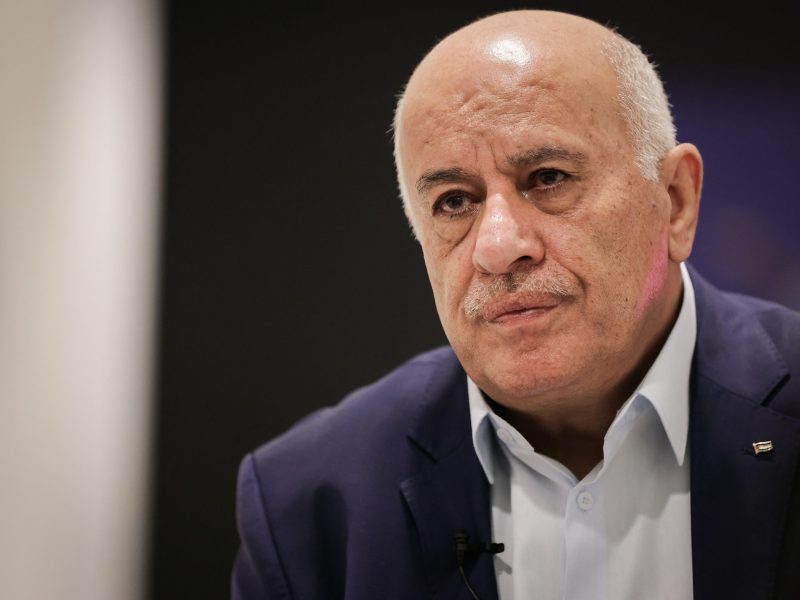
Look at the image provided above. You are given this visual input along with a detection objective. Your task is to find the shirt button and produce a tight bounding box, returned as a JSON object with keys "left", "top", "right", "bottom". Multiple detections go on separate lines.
{"left": 577, "top": 490, "right": 594, "bottom": 511}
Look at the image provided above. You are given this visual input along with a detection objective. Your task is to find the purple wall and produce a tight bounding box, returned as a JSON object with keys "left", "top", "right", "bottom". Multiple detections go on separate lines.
{"left": 669, "top": 76, "right": 800, "bottom": 309}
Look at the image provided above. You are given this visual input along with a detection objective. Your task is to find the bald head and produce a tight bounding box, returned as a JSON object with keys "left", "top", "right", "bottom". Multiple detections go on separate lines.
{"left": 393, "top": 11, "right": 676, "bottom": 228}
{"left": 405, "top": 10, "right": 615, "bottom": 91}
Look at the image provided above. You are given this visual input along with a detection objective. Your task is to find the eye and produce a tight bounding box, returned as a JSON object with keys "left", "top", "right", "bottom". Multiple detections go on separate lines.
{"left": 433, "top": 191, "right": 476, "bottom": 217}
{"left": 530, "top": 168, "right": 567, "bottom": 189}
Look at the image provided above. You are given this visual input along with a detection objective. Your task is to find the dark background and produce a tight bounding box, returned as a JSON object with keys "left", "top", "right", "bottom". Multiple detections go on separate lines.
{"left": 151, "top": 2, "right": 800, "bottom": 598}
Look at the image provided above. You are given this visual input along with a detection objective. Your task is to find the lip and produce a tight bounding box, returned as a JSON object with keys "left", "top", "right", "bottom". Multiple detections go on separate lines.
{"left": 481, "top": 293, "right": 564, "bottom": 324}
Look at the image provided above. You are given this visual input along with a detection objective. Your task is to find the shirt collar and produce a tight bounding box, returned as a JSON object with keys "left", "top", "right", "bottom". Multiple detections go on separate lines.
{"left": 468, "top": 262, "right": 697, "bottom": 483}
{"left": 634, "top": 262, "right": 696, "bottom": 466}
{"left": 468, "top": 376, "right": 499, "bottom": 484}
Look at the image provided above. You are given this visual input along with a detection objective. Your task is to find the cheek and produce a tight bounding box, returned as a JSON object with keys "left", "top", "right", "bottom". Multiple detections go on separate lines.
{"left": 421, "top": 249, "right": 444, "bottom": 302}
{"left": 586, "top": 192, "right": 670, "bottom": 320}
{"left": 560, "top": 204, "right": 648, "bottom": 323}
{"left": 422, "top": 224, "right": 476, "bottom": 296}
{"left": 421, "top": 241, "right": 468, "bottom": 321}
{"left": 639, "top": 229, "right": 670, "bottom": 309}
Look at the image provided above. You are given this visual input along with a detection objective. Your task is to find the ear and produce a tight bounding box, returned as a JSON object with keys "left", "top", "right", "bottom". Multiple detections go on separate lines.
{"left": 661, "top": 143, "right": 703, "bottom": 263}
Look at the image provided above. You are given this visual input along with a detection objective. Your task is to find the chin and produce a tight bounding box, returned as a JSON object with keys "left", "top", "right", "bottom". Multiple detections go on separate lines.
{"left": 450, "top": 320, "right": 588, "bottom": 396}
{"left": 467, "top": 351, "right": 576, "bottom": 406}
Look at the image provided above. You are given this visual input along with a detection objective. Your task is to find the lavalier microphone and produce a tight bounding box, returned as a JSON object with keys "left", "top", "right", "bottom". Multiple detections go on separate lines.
{"left": 454, "top": 529, "right": 504, "bottom": 600}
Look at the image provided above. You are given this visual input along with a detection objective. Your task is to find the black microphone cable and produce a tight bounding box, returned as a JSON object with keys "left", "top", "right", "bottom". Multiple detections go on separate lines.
{"left": 454, "top": 529, "right": 505, "bottom": 600}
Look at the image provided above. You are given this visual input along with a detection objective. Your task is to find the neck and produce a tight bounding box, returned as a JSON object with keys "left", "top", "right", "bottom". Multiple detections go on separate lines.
{"left": 489, "top": 351, "right": 656, "bottom": 479}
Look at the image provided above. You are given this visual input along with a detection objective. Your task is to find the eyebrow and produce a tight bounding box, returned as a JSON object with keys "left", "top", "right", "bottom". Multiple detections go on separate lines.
{"left": 506, "top": 145, "right": 588, "bottom": 168}
{"left": 415, "top": 166, "right": 475, "bottom": 197}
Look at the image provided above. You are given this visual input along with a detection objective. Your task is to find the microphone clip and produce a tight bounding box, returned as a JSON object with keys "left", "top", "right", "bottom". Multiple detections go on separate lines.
{"left": 454, "top": 529, "right": 504, "bottom": 567}
{"left": 454, "top": 529, "right": 504, "bottom": 600}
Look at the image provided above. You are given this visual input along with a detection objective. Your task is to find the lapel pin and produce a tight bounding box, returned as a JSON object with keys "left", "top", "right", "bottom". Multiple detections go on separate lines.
{"left": 752, "top": 440, "right": 774, "bottom": 455}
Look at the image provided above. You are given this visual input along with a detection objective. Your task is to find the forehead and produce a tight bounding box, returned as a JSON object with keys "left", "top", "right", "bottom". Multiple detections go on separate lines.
{"left": 398, "top": 39, "right": 629, "bottom": 175}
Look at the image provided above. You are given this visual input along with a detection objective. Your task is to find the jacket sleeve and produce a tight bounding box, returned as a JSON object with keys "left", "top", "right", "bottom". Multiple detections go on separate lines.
{"left": 231, "top": 453, "right": 292, "bottom": 600}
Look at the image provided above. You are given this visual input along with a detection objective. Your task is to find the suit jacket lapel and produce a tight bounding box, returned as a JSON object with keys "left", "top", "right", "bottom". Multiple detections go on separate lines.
{"left": 400, "top": 351, "right": 498, "bottom": 600}
{"left": 689, "top": 269, "right": 800, "bottom": 600}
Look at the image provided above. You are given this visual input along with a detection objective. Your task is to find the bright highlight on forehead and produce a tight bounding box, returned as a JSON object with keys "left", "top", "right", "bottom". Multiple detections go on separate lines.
{"left": 488, "top": 37, "right": 532, "bottom": 66}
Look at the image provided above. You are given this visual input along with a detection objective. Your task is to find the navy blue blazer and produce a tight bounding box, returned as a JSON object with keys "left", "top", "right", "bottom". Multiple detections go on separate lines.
{"left": 233, "top": 269, "right": 800, "bottom": 599}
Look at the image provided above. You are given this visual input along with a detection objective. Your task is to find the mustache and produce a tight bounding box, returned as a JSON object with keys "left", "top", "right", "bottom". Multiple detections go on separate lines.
{"left": 463, "top": 269, "right": 575, "bottom": 320}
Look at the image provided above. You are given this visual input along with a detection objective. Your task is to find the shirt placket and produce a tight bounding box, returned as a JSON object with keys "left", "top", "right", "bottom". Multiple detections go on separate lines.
{"left": 563, "top": 481, "right": 606, "bottom": 600}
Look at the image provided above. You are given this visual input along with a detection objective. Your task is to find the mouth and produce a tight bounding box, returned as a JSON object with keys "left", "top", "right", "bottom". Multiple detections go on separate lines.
{"left": 480, "top": 293, "right": 565, "bottom": 324}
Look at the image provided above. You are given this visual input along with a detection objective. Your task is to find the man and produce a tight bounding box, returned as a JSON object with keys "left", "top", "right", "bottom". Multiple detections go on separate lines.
{"left": 233, "top": 10, "right": 800, "bottom": 600}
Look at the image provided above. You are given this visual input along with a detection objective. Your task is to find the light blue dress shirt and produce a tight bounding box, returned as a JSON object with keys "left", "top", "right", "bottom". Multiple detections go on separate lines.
{"left": 468, "top": 263, "right": 697, "bottom": 600}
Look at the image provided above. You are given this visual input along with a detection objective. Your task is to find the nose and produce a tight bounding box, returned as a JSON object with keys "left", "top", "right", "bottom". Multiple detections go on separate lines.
{"left": 472, "top": 191, "right": 545, "bottom": 274}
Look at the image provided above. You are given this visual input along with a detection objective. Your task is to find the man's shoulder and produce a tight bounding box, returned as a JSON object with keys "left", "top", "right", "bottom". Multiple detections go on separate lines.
{"left": 249, "top": 345, "right": 462, "bottom": 475}
{"left": 718, "top": 288, "right": 800, "bottom": 385}
{"left": 233, "top": 346, "right": 467, "bottom": 596}
{"left": 691, "top": 267, "right": 800, "bottom": 416}
{"left": 693, "top": 269, "right": 800, "bottom": 351}
{"left": 724, "top": 289, "right": 800, "bottom": 343}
